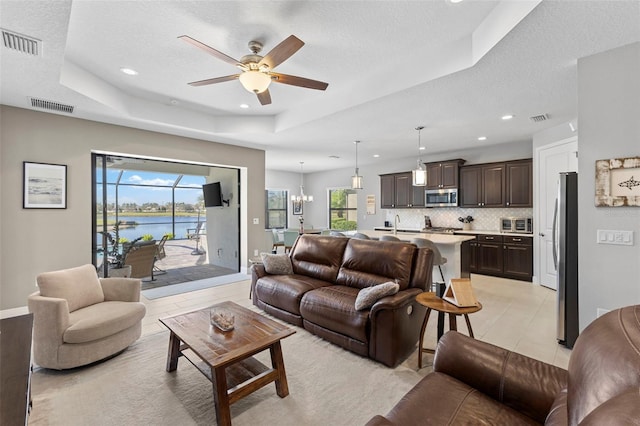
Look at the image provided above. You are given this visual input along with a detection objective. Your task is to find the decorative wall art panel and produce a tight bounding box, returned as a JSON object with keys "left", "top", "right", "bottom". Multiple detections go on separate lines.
{"left": 595, "top": 156, "right": 640, "bottom": 207}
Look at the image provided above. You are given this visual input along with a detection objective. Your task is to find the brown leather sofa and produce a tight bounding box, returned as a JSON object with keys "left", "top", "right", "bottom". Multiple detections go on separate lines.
{"left": 366, "top": 304, "right": 640, "bottom": 425}
{"left": 251, "top": 234, "right": 433, "bottom": 367}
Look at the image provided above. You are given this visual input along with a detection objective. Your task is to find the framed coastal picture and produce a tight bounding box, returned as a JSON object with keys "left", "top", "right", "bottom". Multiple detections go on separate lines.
{"left": 595, "top": 157, "right": 640, "bottom": 207}
{"left": 292, "top": 199, "right": 303, "bottom": 215}
{"left": 23, "top": 161, "right": 67, "bottom": 209}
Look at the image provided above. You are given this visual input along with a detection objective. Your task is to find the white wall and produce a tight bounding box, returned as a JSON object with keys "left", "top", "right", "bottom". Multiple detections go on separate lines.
{"left": 205, "top": 168, "right": 240, "bottom": 270}
{"left": 577, "top": 42, "right": 640, "bottom": 329}
{"left": 0, "top": 106, "right": 265, "bottom": 310}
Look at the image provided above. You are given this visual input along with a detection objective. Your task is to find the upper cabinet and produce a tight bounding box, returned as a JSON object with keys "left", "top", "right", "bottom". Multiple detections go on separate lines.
{"left": 425, "top": 159, "right": 465, "bottom": 190}
{"left": 460, "top": 159, "right": 532, "bottom": 208}
{"left": 505, "top": 160, "right": 533, "bottom": 207}
{"left": 380, "top": 172, "right": 425, "bottom": 208}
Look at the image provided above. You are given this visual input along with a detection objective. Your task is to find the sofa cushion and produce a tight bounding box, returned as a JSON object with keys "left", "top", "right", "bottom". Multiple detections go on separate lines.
{"left": 64, "top": 301, "right": 146, "bottom": 344}
{"left": 336, "top": 239, "right": 415, "bottom": 290}
{"left": 290, "top": 235, "right": 350, "bottom": 283}
{"left": 300, "top": 285, "right": 369, "bottom": 342}
{"left": 355, "top": 282, "right": 399, "bottom": 310}
{"left": 37, "top": 264, "right": 105, "bottom": 312}
{"left": 260, "top": 253, "right": 293, "bottom": 275}
{"left": 383, "top": 372, "right": 539, "bottom": 425}
{"left": 255, "top": 274, "right": 331, "bottom": 315}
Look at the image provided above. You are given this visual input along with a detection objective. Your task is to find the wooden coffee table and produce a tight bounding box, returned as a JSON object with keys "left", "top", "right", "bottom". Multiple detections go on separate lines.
{"left": 159, "top": 301, "right": 295, "bottom": 426}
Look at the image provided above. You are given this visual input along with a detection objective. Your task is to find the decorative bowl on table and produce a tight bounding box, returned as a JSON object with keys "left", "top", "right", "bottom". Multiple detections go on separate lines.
{"left": 210, "top": 307, "right": 235, "bottom": 332}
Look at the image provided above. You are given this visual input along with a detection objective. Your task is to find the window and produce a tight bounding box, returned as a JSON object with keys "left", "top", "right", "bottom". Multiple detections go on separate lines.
{"left": 265, "top": 189, "right": 288, "bottom": 229}
{"left": 329, "top": 188, "right": 358, "bottom": 230}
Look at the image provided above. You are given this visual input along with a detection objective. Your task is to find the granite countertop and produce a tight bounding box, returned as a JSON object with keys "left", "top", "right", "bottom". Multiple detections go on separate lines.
{"left": 372, "top": 227, "right": 534, "bottom": 238}
{"left": 359, "top": 230, "right": 475, "bottom": 245}
{"left": 454, "top": 230, "right": 534, "bottom": 238}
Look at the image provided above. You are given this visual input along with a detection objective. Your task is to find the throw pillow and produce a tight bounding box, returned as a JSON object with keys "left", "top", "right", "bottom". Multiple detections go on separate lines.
{"left": 355, "top": 282, "right": 400, "bottom": 311}
{"left": 260, "top": 253, "right": 293, "bottom": 275}
{"left": 37, "top": 264, "right": 105, "bottom": 312}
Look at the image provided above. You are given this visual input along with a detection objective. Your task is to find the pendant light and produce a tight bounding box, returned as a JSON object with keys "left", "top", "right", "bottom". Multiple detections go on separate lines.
{"left": 412, "top": 126, "right": 427, "bottom": 186}
{"left": 291, "top": 162, "right": 313, "bottom": 202}
{"left": 351, "top": 140, "right": 363, "bottom": 189}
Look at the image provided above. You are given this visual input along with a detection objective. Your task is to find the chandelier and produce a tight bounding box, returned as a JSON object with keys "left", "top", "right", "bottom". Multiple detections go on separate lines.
{"left": 291, "top": 162, "right": 313, "bottom": 202}
{"left": 412, "top": 126, "right": 427, "bottom": 186}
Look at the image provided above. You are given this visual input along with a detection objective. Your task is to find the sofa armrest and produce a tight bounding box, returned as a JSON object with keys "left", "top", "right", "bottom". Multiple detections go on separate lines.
{"left": 370, "top": 288, "right": 423, "bottom": 314}
{"left": 434, "top": 331, "right": 568, "bottom": 424}
{"left": 250, "top": 264, "right": 268, "bottom": 301}
{"left": 100, "top": 277, "right": 142, "bottom": 302}
{"left": 27, "top": 292, "right": 70, "bottom": 368}
{"left": 364, "top": 415, "right": 396, "bottom": 426}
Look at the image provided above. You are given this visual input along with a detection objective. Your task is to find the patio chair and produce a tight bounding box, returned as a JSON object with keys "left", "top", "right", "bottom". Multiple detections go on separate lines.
{"left": 124, "top": 243, "right": 158, "bottom": 280}
{"left": 153, "top": 235, "right": 169, "bottom": 275}
{"left": 187, "top": 222, "right": 205, "bottom": 255}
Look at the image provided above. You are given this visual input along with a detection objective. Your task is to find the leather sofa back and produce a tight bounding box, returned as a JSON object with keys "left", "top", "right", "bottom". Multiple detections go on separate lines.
{"left": 336, "top": 238, "right": 416, "bottom": 290}
{"left": 290, "top": 235, "right": 350, "bottom": 283}
{"left": 567, "top": 304, "right": 640, "bottom": 424}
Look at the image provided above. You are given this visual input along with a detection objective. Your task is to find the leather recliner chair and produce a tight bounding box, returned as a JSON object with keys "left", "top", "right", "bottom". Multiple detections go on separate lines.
{"left": 366, "top": 304, "right": 640, "bottom": 425}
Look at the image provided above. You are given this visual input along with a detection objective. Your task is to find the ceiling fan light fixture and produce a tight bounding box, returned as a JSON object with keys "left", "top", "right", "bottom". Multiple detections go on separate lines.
{"left": 239, "top": 70, "right": 271, "bottom": 93}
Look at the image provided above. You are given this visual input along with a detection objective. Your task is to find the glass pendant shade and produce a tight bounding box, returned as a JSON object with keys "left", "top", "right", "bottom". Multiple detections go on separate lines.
{"left": 292, "top": 162, "right": 313, "bottom": 202}
{"left": 351, "top": 173, "right": 363, "bottom": 189}
{"left": 239, "top": 70, "right": 271, "bottom": 93}
{"left": 412, "top": 167, "right": 427, "bottom": 186}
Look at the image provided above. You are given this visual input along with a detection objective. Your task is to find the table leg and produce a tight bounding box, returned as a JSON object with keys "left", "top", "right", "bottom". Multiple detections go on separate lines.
{"left": 418, "top": 308, "right": 433, "bottom": 369}
{"left": 211, "top": 366, "right": 232, "bottom": 426}
{"left": 436, "top": 283, "right": 445, "bottom": 340}
{"left": 464, "top": 314, "right": 475, "bottom": 338}
{"left": 449, "top": 313, "right": 458, "bottom": 332}
{"left": 166, "top": 331, "right": 181, "bottom": 372}
{"left": 270, "top": 341, "right": 290, "bottom": 397}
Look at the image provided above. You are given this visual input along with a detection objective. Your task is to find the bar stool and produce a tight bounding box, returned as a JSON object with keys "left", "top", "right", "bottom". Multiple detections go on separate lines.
{"left": 411, "top": 238, "right": 446, "bottom": 291}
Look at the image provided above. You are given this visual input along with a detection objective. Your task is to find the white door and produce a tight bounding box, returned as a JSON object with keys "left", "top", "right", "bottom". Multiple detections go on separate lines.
{"left": 535, "top": 138, "right": 578, "bottom": 289}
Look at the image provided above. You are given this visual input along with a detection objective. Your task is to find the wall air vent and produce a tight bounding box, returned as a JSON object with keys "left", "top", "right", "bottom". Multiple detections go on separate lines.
{"left": 1, "top": 28, "right": 41, "bottom": 56}
{"left": 529, "top": 113, "right": 549, "bottom": 123}
{"left": 30, "top": 97, "right": 74, "bottom": 114}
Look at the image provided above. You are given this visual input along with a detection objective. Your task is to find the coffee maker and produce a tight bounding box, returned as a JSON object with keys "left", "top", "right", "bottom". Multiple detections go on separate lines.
{"left": 424, "top": 216, "right": 432, "bottom": 229}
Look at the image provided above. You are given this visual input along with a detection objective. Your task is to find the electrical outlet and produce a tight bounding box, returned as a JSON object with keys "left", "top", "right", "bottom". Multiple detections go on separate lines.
{"left": 596, "top": 230, "right": 633, "bottom": 246}
{"left": 254, "top": 249, "right": 259, "bottom": 256}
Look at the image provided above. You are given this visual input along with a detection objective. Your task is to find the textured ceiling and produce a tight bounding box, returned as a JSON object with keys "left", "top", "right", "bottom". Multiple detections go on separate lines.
{"left": 1, "top": 0, "right": 639, "bottom": 172}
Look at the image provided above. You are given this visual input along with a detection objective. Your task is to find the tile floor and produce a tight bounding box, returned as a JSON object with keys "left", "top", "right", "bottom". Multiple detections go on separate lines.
{"left": 141, "top": 273, "right": 572, "bottom": 369}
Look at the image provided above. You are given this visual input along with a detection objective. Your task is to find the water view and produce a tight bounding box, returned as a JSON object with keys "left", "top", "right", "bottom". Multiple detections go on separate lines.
{"left": 100, "top": 215, "right": 202, "bottom": 242}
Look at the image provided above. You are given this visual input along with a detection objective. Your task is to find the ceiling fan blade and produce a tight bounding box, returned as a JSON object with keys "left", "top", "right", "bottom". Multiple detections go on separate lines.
{"left": 259, "top": 35, "right": 304, "bottom": 69}
{"left": 257, "top": 90, "right": 272, "bottom": 105}
{"left": 178, "top": 35, "right": 241, "bottom": 68}
{"left": 187, "top": 74, "right": 240, "bottom": 87}
{"left": 271, "top": 72, "right": 328, "bottom": 91}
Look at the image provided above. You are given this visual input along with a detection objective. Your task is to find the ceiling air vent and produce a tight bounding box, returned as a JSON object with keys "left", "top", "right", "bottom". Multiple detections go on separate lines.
{"left": 1, "top": 28, "right": 41, "bottom": 56}
{"left": 30, "top": 97, "right": 74, "bottom": 114}
{"left": 529, "top": 113, "right": 549, "bottom": 123}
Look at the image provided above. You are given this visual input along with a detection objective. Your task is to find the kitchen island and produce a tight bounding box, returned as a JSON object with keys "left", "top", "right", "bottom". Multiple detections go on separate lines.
{"left": 357, "top": 230, "right": 475, "bottom": 284}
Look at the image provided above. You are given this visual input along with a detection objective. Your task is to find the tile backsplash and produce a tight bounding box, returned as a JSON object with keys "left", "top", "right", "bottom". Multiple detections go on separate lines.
{"left": 385, "top": 207, "right": 533, "bottom": 231}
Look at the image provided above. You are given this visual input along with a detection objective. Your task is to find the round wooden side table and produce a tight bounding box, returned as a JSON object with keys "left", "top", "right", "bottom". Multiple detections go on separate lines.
{"left": 416, "top": 292, "right": 482, "bottom": 369}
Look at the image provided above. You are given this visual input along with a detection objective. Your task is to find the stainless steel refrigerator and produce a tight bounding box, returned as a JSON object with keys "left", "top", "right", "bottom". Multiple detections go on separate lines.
{"left": 554, "top": 172, "right": 579, "bottom": 348}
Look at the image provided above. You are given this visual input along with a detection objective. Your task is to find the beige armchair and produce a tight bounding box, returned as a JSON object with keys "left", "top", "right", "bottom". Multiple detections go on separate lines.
{"left": 27, "top": 264, "right": 146, "bottom": 370}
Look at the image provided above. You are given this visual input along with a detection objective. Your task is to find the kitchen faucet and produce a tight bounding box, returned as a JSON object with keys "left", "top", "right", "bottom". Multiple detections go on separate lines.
{"left": 394, "top": 214, "right": 400, "bottom": 235}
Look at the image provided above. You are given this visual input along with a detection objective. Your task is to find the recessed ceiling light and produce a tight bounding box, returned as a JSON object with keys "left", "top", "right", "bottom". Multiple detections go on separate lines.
{"left": 450, "top": 0, "right": 464, "bottom": 3}
{"left": 478, "top": 136, "right": 487, "bottom": 141}
{"left": 373, "top": 154, "right": 380, "bottom": 158}
{"left": 170, "top": 99, "right": 179, "bottom": 106}
{"left": 120, "top": 67, "right": 138, "bottom": 76}
{"left": 501, "top": 114, "right": 514, "bottom": 120}
{"left": 419, "top": 146, "right": 426, "bottom": 150}
{"left": 239, "top": 103, "right": 249, "bottom": 109}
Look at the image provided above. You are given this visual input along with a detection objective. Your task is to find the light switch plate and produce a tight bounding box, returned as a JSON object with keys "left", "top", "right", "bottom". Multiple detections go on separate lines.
{"left": 596, "top": 229, "right": 634, "bottom": 246}
{"left": 253, "top": 218, "right": 259, "bottom": 225}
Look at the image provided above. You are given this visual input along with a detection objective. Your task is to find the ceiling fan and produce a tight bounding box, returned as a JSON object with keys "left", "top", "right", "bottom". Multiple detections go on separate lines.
{"left": 179, "top": 34, "right": 329, "bottom": 105}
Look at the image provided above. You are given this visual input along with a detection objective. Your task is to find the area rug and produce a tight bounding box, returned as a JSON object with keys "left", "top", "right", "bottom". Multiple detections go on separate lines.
{"left": 29, "top": 322, "right": 431, "bottom": 425}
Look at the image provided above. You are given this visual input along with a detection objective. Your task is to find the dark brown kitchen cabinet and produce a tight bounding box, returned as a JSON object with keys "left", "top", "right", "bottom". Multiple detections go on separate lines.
{"left": 503, "top": 236, "right": 533, "bottom": 280}
{"left": 460, "top": 159, "right": 531, "bottom": 208}
{"left": 425, "top": 159, "right": 464, "bottom": 190}
{"left": 460, "top": 163, "right": 505, "bottom": 207}
{"left": 379, "top": 172, "right": 424, "bottom": 208}
{"left": 505, "top": 160, "right": 533, "bottom": 207}
{"left": 459, "top": 234, "right": 533, "bottom": 282}
{"left": 477, "top": 234, "right": 503, "bottom": 275}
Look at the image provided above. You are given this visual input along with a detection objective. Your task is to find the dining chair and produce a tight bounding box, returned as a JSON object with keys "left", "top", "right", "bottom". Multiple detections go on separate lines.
{"left": 283, "top": 230, "right": 299, "bottom": 253}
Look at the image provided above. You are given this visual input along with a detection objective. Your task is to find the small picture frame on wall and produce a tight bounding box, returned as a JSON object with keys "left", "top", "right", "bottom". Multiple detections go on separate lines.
{"left": 23, "top": 161, "right": 67, "bottom": 209}
{"left": 292, "top": 200, "right": 303, "bottom": 215}
{"left": 595, "top": 156, "right": 640, "bottom": 207}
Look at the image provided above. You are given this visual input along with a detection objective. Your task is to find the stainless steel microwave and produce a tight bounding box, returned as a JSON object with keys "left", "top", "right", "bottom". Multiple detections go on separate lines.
{"left": 501, "top": 217, "right": 533, "bottom": 233}
{"left": 425, "top": 188, "right": 458, "bottom": 207}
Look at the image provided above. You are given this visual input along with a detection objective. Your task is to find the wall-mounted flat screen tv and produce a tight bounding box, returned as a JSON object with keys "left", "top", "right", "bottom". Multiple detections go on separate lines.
{"left": 202, "top": 182, "right": 223, "bottom": 207}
